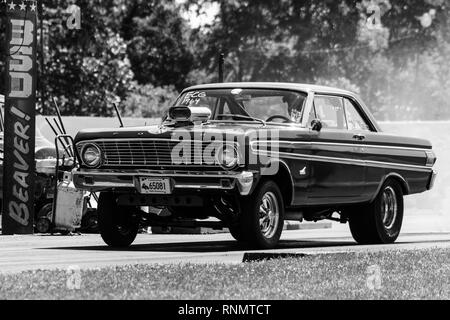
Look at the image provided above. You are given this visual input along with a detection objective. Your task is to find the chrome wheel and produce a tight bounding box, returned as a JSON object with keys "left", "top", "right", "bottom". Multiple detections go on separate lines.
{"left": 259, "top": 191, "right": 280, "bottom": 238}
{"left": 381, "top": 186, "right": 397, "bottom": 230}
{"left": 349, "top": 180, "right": 403, "bottom": 245}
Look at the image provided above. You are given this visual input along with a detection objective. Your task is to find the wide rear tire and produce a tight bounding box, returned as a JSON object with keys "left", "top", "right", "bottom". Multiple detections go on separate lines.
{"left": 349, "top": 179, "right": 404, "bottom": 244}
{"left": 98, "top": 193, "right": 139, "bottom": 247}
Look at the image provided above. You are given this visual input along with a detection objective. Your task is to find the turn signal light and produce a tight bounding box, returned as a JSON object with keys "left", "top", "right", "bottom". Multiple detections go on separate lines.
{"left": 425, "top": 151, "right": 436, "bottom": 167}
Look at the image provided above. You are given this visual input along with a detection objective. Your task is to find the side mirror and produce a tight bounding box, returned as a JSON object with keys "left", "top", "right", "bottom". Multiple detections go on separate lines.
{"left": 311, "top": 119, "right": 322, "bottom": 132}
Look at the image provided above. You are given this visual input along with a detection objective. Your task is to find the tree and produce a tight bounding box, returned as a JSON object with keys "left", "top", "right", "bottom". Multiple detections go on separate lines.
{"left": 39, "top": 0, "right": 134, "bottom": 116}
{"left": 121, "top": 0, "right": 194, "bottom": 91}
{"left": 1, "top": 0, "right": 190, "bottom": 116}
{"left": 2, "top": 0, "right": 450, "bottom": 120}
{"left": 187, "top": 0, "right": 450, "bottom": 120}
{"left": 121, "top": 83, "right": 179, "bottom": 118}
{"left": 187, "top": 0, "right": 363, "bottom": 83}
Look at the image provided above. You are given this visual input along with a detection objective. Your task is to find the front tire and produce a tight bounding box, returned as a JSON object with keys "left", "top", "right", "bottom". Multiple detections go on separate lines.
{"left": 239, "top": 180, "right": 285, "bottom": 249}
{"left": 228, "top": 225, "right": 247, "bottom": 242}
{"left": 349, "top": 179, "right": 404, "bottom": 244}
{"left": 98, "top": 193, "right": 139, "bottom": 247}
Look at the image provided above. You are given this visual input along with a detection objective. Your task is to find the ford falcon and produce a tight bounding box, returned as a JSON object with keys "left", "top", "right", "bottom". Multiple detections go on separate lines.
{"left": 73, "top": 83, "right": 437, "bottom": 249}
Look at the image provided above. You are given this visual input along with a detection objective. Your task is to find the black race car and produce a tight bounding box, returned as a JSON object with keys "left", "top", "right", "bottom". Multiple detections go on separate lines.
{"left": 72, "top": 83, "right": 437, "bottom": 249}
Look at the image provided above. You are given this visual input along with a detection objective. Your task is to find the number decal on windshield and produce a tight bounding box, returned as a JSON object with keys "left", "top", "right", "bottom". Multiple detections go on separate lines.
{"left": 182, "top": 91, "right": 207, "bottom": 106}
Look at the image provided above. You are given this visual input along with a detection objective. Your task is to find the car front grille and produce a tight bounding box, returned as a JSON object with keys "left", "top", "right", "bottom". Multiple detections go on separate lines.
{"left": 81, "top": 139, "right": 220, "bottom": 168}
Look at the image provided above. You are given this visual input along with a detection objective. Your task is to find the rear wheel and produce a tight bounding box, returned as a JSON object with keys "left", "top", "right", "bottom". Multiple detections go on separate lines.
{"left": 349, "top": 179, "right": 404, "bottom": 244}
{"left": 239, "top": 180, "right": 284, "bottom": 249}
{"left": 98, "top": 193, "right": 139, "bottom": 247}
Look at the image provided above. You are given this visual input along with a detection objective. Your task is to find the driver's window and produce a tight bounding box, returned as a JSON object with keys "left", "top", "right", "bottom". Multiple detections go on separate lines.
{"left": 310, "top": 95, "right": 346, "bottom": 130}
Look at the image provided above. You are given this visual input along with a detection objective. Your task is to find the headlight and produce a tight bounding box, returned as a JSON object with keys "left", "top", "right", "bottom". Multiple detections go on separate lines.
{"left": 216, "top": 144, "right": 239, "bottom": 169}
{"left": 81, "top": 144, "right": 102, "bottom": 167}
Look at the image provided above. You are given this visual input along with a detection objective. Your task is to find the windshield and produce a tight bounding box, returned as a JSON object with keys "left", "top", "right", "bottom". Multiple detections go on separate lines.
{"left": 175, "top": 89, "right": 307, "bottom": 123}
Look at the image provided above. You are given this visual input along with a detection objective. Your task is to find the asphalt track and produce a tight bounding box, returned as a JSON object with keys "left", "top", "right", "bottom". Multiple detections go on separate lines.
{"left": 0, "top": 226, "right": 449, "bottom": 274}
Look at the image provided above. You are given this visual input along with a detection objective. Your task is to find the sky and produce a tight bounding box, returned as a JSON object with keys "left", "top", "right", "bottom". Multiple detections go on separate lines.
{"left": 175, "top": 0, "right": 220, "bottom": 28}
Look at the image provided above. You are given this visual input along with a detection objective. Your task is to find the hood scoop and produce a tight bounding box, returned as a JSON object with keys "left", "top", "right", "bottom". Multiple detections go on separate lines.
{"left": 168, "top": 105, "right": 211, "bottom": 125}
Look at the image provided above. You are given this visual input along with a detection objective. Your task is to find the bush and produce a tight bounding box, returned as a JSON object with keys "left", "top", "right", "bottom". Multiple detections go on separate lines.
{"left": 121, "top": 83, "right": 179, "bottom": 118}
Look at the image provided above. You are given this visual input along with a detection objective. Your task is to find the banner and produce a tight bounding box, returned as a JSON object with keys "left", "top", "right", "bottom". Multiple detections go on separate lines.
{"left": 2, "top": 0, "right": 38, "bottom": 234}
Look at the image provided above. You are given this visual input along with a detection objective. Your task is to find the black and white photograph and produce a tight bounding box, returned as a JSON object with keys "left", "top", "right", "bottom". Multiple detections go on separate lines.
{"left": 0, "top": 0, "right": 448, "bottom": 307}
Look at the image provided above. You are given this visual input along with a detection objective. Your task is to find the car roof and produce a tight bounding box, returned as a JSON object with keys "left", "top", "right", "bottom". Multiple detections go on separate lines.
{"left": 183, "top": 81, "right": 382, "bottom": 132}
{"left": 183, "top": 82, "right": 357, "bottom": 97}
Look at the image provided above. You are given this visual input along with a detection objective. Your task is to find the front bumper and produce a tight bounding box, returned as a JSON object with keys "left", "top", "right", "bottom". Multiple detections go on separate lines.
{"left": 73, "top": 169, "right": 255, "bottom": 196}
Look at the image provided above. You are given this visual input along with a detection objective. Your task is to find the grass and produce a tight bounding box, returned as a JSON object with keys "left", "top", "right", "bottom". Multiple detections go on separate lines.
{"left": 0, "top": 248, "right": 449, "bottom": 300}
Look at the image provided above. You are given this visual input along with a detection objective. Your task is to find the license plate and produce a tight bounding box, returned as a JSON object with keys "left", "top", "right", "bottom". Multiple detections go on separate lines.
{"left": 138, "top": 178, "right": 171, "bottom": 194}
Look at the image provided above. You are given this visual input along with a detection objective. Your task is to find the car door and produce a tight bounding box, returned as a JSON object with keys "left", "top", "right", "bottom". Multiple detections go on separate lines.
{"left": 341, "top": 97, "right": 377, "bottom": 200}
{"left": 306, "top": 94, "right": 366, "bottom": 205}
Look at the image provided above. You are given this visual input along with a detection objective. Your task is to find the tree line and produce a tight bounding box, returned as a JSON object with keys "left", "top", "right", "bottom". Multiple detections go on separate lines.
{"left": 0, "top": 0, "right": 449, "bottom": 121}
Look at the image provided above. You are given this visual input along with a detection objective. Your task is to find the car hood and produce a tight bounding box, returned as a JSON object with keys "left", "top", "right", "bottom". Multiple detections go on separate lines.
{"left": 74, "top": 122, "right": 305, "bottom": 143}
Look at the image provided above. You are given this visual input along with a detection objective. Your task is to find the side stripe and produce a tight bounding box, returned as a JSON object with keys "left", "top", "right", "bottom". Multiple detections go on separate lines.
{"left": 251, "top": 140, "right": 431, "bottom": 152}
{"left": 255, "top": 150, "right": 432, "bottom": 172}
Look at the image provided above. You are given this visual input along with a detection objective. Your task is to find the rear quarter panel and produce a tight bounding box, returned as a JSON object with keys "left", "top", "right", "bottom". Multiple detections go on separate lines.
{"left": 363, "top": 131, "right": 433, "bottom": 198}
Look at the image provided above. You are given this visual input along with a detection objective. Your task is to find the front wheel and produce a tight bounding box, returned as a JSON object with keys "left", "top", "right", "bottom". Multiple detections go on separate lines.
{"left": 349, "top": 179, "right": 404, "bottom": 244}
{"left": 228, "top": 225, "right": 247, "bottom": 242}
{"left": 97, "top": 193, "right": 139, "bottom": 247}
{"left": 239, "top": 180, "right": 285, "bottom": 249}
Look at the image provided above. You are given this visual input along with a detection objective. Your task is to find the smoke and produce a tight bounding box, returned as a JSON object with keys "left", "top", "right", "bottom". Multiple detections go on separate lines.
{"left": 381, "top": 121, "right": 450, "bottom": 232}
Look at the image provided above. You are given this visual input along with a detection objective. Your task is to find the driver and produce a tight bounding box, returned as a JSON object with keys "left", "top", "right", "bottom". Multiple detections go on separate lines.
{"left": 284, "top": 94, "right": 305, "bottom": 123}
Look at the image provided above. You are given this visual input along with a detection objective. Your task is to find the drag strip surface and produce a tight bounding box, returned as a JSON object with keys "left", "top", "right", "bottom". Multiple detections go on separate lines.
{"left": 0, "top": 229, "right": 449, "bottom": 274}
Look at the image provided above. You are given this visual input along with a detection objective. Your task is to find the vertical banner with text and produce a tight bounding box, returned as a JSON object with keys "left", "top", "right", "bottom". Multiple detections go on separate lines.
{"left": 2, "top": 0, "right": 38, "bottom": 234}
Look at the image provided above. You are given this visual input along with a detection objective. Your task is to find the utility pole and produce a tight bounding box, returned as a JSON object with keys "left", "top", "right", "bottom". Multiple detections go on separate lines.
{"left": 218, "top": 52, "right": 224, "bottom": 83}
